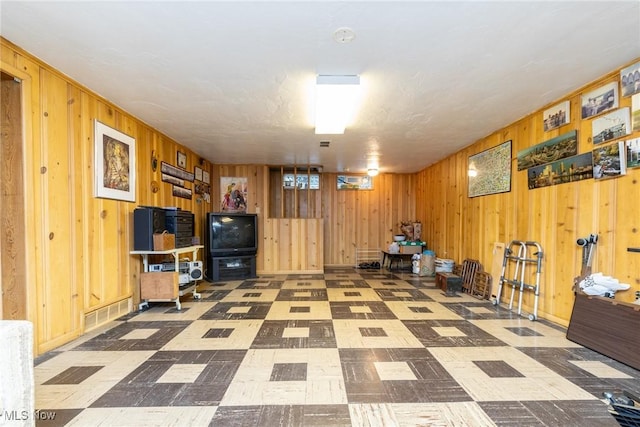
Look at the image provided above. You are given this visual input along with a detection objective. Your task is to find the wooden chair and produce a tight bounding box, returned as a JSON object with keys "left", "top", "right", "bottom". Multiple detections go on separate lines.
{"left": 460, "top": 259, "right": 482, "bottom": 293}
{"left": 470, "top": 271, "right": 492, "bottom": 300}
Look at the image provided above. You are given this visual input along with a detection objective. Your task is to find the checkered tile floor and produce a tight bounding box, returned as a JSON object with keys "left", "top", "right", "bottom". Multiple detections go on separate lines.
{"left": 34, "top": 267, "right": 639, "bottom": 426}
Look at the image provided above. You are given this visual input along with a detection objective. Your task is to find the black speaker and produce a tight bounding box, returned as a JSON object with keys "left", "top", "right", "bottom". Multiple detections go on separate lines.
{"left": 133, "top": 207, "right": 166, "bottom": 250}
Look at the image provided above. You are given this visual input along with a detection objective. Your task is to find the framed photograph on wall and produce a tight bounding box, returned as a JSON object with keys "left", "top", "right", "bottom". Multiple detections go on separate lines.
{"left": 177, "top": 150, "right": 187, "bottom": 169}
{"left": 517, "top": 130, "right": 578, "bottom": 171}
{"left": 337, "top": 175, "right": 373, "bottom": 190}
{"left": 626, "top": 138, "right": 640, "bottom": 169}
{"left": 581, "top": 81, "right": 618, "bottom": 119}
{"left": 621, "top": 60, "right": 640, "bottom": 98}
{"left": 592, "top": 107, "right": 631, "bottom": 144}
{"left": 527, "top": 152, "right": 593, "bottom": 189}
{"left": 543, "top": 100, "right": 570, "bottom": 132}
{"left": 194, "top": 166, "right": 203, "bottom": 182}
{"left": 632, "top": 94, "right": 640, "bottom": 132}
{"left": 467, "top": 140, "right": 512, "bottom": 198}
{"left": 94, "top": 120, "right": 136, "bottom": 202}
{"left": 593, "top": 141, "right": 626, "bottom": 180}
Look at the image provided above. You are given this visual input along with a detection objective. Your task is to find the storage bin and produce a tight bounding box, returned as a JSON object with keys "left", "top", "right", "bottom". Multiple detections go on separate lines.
{"left": 140, "top": 272, "right": 178, "bottom": 299}
{"left": 153, "top": 231, "right": 175, "bottom": 251}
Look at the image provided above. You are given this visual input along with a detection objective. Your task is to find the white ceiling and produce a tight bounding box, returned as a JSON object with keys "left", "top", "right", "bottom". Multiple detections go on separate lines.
{"left": 2, "top": 1, "right": 639, "bottom": 174}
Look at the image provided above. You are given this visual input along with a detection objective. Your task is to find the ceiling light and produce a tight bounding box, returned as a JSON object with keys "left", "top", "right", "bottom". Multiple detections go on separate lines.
{"left": 315, "top": 75, "right": 361, "bottom": 134}
{"left": 367, "top": 168, "right": 379, "bottom": 177}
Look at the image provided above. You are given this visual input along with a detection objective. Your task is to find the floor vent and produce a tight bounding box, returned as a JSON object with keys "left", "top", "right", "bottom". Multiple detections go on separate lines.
{"left": 84, "top": 298, "right": 132, "bottom": 332}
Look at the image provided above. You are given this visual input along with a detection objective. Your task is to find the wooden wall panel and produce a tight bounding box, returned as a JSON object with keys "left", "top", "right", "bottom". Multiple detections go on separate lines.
{"left": 40, "top": 69, "right": 80, "bottom": 343}
{"left": 1, "top": 38, "right": 215, "bottom": 354}
{"left": 321, "top": 173, "right": 416, "bottom": 265}
{"left": 416, "top": 59, "right": 640, "bottom": 326}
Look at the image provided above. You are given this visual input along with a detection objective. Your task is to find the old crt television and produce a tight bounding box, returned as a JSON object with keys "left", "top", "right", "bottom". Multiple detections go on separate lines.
{"left": 206, "top": 212, "right": 258, "bottom": 257}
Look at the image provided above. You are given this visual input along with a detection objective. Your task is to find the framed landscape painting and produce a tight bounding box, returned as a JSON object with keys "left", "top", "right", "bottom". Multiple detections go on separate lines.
{"left": 527, "top": 152, "right": 593, "bottom": 189}
{"left": 517, "top": 130, "right": 578, "bottom": 171}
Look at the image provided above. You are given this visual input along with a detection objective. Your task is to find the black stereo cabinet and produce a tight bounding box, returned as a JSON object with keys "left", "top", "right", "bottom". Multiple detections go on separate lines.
{"left": 206, "top": 255, "right": 256, "bottom": 282}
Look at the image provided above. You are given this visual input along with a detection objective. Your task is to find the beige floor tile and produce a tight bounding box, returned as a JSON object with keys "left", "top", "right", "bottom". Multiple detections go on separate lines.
{"left": 282, "top": 327, "right": 310, "bottom": 338}
{"left": 128, "top": 301, "right": 217, "bottom": 322}
{"left": 35, "top": 351, "right": 155, "bottom": 409}
{"left": 66, "top": 406, "right": 218, "bottom": 426}
{"left": 265, "top": 301, "right": 332, "bottom": 320}
{"left": 120, "top": 328, "right": 159, "bottom": 340}
{"left": 350, "top": 306, "right": 373, "bottom": 313}
{"left": 429, "top": 346, "right": 595, "bottom": 401}
{"left": 161, "top": 319, "right": 262, "bottom": 351}
{"left": 469, "top": 318, "right": 582, "bottom": 348}
{"left": 333, "top": 319, "right": 424, "bottom": 348}
{"left": 348, "top": 403, "right": 400, "bottom": 427}
{"left": 156, "top": 364, "right": 207, "bottom": 383}
{"left": 432, "top": 326, "right": 467, "bottom": 337}
{"left": 354, "top": 402, "right": 491, "bottom": 427}
{"left": 221, "top": 348, "right": 347, "bottom": 405}
{"left": 374, "top": 361, "right": 417, "bottom": 380}
{"left": 227, "top": 306, "right": 252, "bottom": 314}
{"left": 385, "top": 301, "right": 464, "bottom": 320}
{"left": 392, "top": 402, "right": 496, "bottom": 427}
{"left": 569, "top": 360, "right": 633, "bottom": 378}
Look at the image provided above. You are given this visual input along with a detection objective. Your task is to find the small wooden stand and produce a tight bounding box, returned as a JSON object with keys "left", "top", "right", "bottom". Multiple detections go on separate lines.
{"left": 436, "top": 272, "right": 462, "bottom": 296}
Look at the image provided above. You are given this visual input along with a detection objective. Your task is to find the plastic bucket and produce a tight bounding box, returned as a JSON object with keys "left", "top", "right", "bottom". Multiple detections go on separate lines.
{"left": 435, "top": 258, "right": 455, "bottom": 273}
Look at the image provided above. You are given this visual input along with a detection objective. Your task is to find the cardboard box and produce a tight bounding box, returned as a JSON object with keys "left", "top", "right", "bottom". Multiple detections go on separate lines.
{"left": 398, "top": 242, "right": 425, "bottom": 254}
{"left": 153, "top": 231, "right": 175, "bottom": 251}
{"left": 399, "top": 245, "right": 423, "bottom": 254}
{"left": 140, "top": 272, "right": 178, "bottom": 299}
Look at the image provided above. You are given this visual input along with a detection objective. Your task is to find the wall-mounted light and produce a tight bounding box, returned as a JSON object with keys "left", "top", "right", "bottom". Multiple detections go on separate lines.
{"left": 315, "top": 75, "right": 361, "bottom": 134}
{"left": 367, "top": 168, "right": 379, "bottom": 177}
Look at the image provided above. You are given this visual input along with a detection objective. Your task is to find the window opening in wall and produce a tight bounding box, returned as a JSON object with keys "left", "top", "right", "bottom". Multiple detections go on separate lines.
{"left": 283, "top": 173, "right": 320, "bottom": 190}
{"left": 269, "top": 165, "right": 322, "bottom": 218}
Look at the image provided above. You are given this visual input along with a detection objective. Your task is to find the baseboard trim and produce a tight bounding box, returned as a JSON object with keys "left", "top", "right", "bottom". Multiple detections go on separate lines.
{"left": 84, "top": 298, "right": 132, "bottom": 332}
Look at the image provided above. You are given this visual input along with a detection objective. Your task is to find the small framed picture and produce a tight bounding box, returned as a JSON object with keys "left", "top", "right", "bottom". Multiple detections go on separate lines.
{"left": 194, "top": 166, "right": 203, "bottom": 182}
{"left": 621, "top": 60, "right": 640, "bottom": 98}
{"left": 581, "top": 82, "right": 618, "bottom": 119}
{"left": 177, "top": 150, "right": 187, "bottom": 169}
{"left": 543, "top": 100, "right": 570, "bottom": 132}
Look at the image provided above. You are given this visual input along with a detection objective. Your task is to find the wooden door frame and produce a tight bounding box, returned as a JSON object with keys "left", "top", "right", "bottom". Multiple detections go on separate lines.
{"left": 1, "top": 61, "right": 36, "bottom": 325}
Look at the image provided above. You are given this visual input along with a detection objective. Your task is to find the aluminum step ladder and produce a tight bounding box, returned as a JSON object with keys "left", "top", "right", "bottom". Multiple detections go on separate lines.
{"left": 492, "top": 240, "right": 543, "bottom": 321}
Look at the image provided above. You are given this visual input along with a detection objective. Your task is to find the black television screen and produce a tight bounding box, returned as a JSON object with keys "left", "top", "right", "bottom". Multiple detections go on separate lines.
{"left": 206, "top": 212, "right": 257, "bottom": 256}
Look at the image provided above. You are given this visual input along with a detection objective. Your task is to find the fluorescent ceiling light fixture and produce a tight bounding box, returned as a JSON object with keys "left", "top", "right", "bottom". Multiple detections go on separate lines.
{"left": 315, "top": 75, "right": 361, "bottom": 134}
